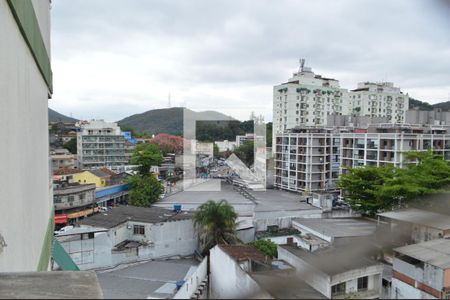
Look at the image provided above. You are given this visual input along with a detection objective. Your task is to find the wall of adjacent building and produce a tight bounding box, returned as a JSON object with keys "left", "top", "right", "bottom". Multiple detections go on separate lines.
{"left": 209, "top": 246, "right": 272, "bottom": 299}
{"left": 0, "top": 0, "right": 53, "bottom": 271}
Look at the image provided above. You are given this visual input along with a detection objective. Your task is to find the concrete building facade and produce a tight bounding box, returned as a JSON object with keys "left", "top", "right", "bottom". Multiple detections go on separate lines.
{"left": 349, "top": 82, "right": 409, "bottom": 124}
{"left": 57, "top": 206, "right": 197, "bottom": 270}
{"left": 273, "top": 63, "right": 350, "bottom": 148}
{"left": 77, "top": 120, "right": 127, "bottom": 169}
{"left": 0, "top": 0, "right": 53, "bottom": 271}
{"left": 391, "top": 239, "right": 450, "bottom": 299}
{"left": 274, "top": 129, "right": 341, "bottom": 193}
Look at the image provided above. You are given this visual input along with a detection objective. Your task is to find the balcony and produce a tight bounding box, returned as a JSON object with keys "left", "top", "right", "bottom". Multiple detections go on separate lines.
{"left": 332, "top": 289, "right": 379, "bottom": 299}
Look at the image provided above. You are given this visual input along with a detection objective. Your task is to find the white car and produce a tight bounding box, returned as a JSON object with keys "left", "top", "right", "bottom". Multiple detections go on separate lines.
{"left": 54, "top": 225, "right": 74, "bottom": 236}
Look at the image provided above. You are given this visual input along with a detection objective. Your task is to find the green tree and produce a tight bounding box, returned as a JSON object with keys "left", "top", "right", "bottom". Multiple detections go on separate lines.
{"left": 266, "top": 122, "right": 273, "bottom": 148}
{"left": 213, "top": 143, "right": 219, "bottom": 157}
{"left": 338, "top": 150, "right": 450, "bottom": 216}
{"left": 126, "top": 174, "right": 164, "bottom": 207}
{"left": 130, "top": 143, "right": 163, "bottom": 175}
{"left": 194, "top": 200, "right": 238, "bottom": 254}
{"left": 63, "top": 137, "right": 77, "bottom": 154}
{"left": 234, "top": 141, "right": 254, "bottom": 167}
{"left": 248, "top": 239, "right": 278, "bottom": 258}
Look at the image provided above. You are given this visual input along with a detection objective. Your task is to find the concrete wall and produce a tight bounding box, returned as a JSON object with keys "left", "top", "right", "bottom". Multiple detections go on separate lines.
{"left": 69, "top": 219, "right": 197, "bottom": 270}
{"left": 0, "top": 0, "right": 53, "bottom": 271}
{"left": 173, "top": 257, "right": 208, "bottom": 299}
{"left": 209, "top": 246, "right": 272, "bottom": 299}
{"left": 278, "top": 246, "right": 331, "bottom": 298}
{"left": 392, "top": 278, "right": 437, "bottom": 299}
{"left": 254, "top": 209, "right": 322, "bottom": 231}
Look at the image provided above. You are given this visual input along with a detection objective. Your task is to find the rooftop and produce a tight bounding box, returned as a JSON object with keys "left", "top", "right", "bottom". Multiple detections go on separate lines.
{"left": 53, "top": 168, "right": 83, "bottom": 176}
{"left": 279, "top": 244, "right": 381, "bottom": 276}
{"left": 96, "top": 259, "right": 198, "bottom": 299}
{"left": 378, "top": 208, "right": 450, "bottom": 230}
{"left": 292, "top": 218, "right": 377, "bottom": 239}
{"left": 88, "top": 168, "right": 116, "bottom": 178}
{"left": 250, "top": 272, "right": 326, "bottom": 299}
{"left": 219, "top": 244, "right": 268, "bottom": 263}
{"left": 394, "top": 239, "right": 450, "bottom": 269}
{"left": 0, "top": 271, "right": 103, "bottom": 299}
{"left": 80, "top": 205, "right": 193, "bottom": 229}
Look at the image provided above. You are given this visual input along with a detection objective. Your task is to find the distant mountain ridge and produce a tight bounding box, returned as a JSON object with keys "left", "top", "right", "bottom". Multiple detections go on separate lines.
{"left": 409, "top": 98, "right": 450, "bottom": 111}
{"left": 118, "top": 107, "right": 236, "bottom": 135}
{"left": 48, "top": 108, "right": 78, "bottom": 123}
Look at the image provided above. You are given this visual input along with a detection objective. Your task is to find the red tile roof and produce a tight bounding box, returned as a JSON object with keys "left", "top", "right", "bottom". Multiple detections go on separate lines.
{"left": 53, "top": 168, "right": 83, "bottom": 175}
{"left": 219, "top": 244, "right": 269, "bottom": 263}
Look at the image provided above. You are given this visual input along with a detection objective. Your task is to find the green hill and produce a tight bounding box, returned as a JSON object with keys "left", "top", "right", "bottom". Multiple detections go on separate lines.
{"left": 117, "top": 107, "right": 236, "bottom": 135}
{"left": 48, "top": 108, "right": 77, "bottom": 123}
{"left": 409, "top": 98, "right": 450, "bottom": 111}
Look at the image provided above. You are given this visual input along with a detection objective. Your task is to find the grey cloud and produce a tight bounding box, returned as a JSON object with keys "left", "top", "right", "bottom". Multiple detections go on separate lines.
{"left": 50, "top": 0, "right": 450, "bottom": 121}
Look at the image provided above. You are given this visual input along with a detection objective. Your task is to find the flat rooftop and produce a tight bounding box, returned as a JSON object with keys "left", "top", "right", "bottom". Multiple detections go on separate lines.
{"left": 158, "top": 180, "right": 318, "bottom": 214}
{"left": 250, "top": 272, "right": 326, "bottom": 299}
{"left": 80, "top": 205, "right": 193, "bottom": 229}
{"left": 292, "top": 218, "right": 377, "bottom": 238}
{"left": 394, "top": 239, "right": 450, "bottom": 269}
{"left": 279, "top": 244, "right": 381, "bottom": 276}
{"left": 0, "top": 271, "right": 103, "bottom": 299}
{"left": 378, "top": 208, "right": 450, "bottom": 230}
{"left": 96, "top": 259, "right": 198, "bottom": 299}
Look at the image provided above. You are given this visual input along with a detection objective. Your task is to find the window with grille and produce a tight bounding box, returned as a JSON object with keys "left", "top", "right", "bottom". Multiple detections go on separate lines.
{"left": 133, "top": 225, "right": 145, "bottom": 235}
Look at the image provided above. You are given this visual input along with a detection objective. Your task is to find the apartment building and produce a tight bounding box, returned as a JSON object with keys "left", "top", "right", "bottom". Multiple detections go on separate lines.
{"left": 350, "top": 82, "right": 409, "bottom": 124}
{"left": 0, "top": 0, "right": 54, "bottom": 271}
{"left": 77, "top": 120, "right": 127, "bottom": 169}
{"left": 274, "top": 128, "right": 341, "bottom": 193}
{"left": 272, "top": 61, "right": 410, "bottom": 151}
{"left": 392, "top": 239, "right": 450, "bottom": 299}
{"left": 273, "top": 62, "right": 351, "bottom": 148}
{"left": 275, "top": 123, "right": 450, "bottom": 194}
{"left": 340, "top": 124, "right": 450, "bottom": 171}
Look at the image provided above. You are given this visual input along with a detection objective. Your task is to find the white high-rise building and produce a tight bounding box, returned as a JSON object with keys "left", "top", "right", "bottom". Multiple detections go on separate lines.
{"left": 273, "top": 61, "right": 410, "bottom": 150}
{"left": 273, "top": 61, "right": 351, "bottom": 148}
{"left": 349, "top": 82, "right": 409, "bottom": 124}
{"left": 77, "top": 120, "right": 127, "bottom": 169}
{"left": 0, "top": 0, "right": 54, "bottom": 271}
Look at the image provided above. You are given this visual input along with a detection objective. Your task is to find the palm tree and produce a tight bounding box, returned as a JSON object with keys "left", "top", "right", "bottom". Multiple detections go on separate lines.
{"left": 194, "top": 200, "right": 238, "bottom": 254}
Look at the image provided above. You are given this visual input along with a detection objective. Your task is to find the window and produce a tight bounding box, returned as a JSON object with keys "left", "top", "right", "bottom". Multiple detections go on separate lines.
{"left": 133, "top": 225, "right": 145, "bottom": 235}
{"left": 332, "top": 282, "right": 346, "bottom": 296}
{"left": 357, "top": 276, "right": 368, "bottom": 290}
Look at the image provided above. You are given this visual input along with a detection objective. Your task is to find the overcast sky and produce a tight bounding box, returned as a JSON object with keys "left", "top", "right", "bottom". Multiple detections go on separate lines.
{"left": 49, "top": 0, "right": 450, "bottom": 122}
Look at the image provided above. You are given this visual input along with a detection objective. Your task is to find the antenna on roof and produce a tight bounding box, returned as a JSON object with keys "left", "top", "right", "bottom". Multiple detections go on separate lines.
{"left": 168, "top": 92, "right": 171, "bottom": 108}
{"left": 299, "top": 58, "right": 305, "bottom": 72}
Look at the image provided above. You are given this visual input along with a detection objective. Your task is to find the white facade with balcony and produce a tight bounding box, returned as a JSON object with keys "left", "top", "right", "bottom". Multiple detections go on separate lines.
{"left": 77, "top": 120, "right": 127, "bottom": 169}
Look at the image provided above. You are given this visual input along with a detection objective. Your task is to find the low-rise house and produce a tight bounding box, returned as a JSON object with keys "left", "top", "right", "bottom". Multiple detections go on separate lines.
{"left": 391, "top": 239, "right": 450, "bottom": 299}
{"left": 53, "top": 167, "right": 83, "bottom": 184}
{"left": 51, "top": 150, "right": 76, "bottom": 171}
{"left": 292, "top": 218, "right": 377, "bottom": 250}
{"left": 73, "top": 168, "right": 121, "bottom": 187}
{"left": 278, "top": 244, "right": 384, "bottom": 299}
{"left": 377, "top": 208, "right": 450, "bottom": 245}
{"left": 209, "top": 244, "right": 324, "bottom": 299}
{"left": 54, "top": 183, "right": 96, "bottom": 212}
{"left": 56, "top": 206, "right": 197, "bottom": 270}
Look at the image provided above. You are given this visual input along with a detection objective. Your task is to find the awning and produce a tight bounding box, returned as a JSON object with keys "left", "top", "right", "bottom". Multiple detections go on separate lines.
{"left": 55, "top": 214, "right": 68, "bottom": 224}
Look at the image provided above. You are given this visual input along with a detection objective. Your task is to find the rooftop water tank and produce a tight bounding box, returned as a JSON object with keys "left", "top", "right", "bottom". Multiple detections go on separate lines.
{"left": 174, "top": 204, "right": 182, "bottom": 213}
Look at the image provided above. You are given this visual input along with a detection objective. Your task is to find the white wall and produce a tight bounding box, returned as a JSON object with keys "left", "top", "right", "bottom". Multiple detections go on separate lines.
{"left": 278, "top": 246, "right": 331, "bottom": 298}
{"left": 69, "top": 219, "right": 198, "bottom": 270}
{"left": 0, "top": 0, "right": 53, "bottom": 271}
{"left": 173, "top": 257, "right": 208, "bottom": 299}
{"left": 209, "top": 246, "right": 272, "bottom": 299}
{"left": 392, "top": 278, "right": 437, "bottom": 299}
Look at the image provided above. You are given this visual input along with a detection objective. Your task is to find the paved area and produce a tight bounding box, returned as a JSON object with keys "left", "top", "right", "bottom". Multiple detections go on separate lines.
{"left": 96, "top": 259, "right": 198, "bottom": 299}
{"left": 156, "top": 179, "right": 315, "bottom": 216}
{"left": 0, "top": 271, "right": 103, "bottom": 299}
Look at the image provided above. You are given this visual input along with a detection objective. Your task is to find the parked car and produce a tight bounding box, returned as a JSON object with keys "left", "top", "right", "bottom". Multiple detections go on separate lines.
{"left": 54, "top": 225, "right": 74, "bottom": 236}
